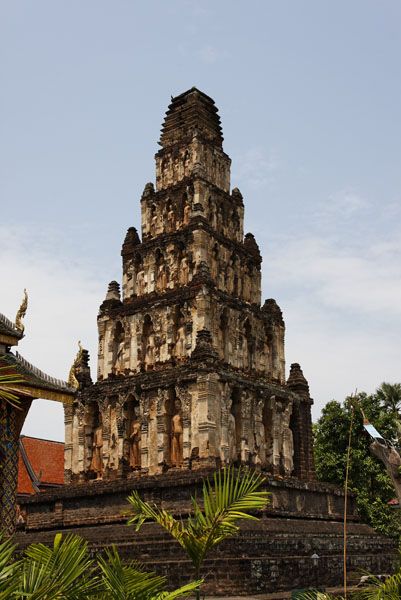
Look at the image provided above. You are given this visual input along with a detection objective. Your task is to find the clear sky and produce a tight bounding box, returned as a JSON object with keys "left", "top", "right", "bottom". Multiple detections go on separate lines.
{"left": 1, "top": 1, "right": 400, "bottom": 441}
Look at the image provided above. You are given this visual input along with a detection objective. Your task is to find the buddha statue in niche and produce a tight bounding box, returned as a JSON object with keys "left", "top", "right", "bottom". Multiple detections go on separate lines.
{"left": 129, "top": 406, "right": 141, "bottom": 470}
{"left": 171, "top": 400, "right": 183, "bottom": 467}
{"left": 89, "top": 417, "right": 103, "bottom": 480}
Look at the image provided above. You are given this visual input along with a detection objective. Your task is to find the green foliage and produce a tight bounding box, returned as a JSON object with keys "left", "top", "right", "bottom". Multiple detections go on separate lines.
{"left": 128, "top": 466, "right": 269, "bottom": 580}
{"left": 95, "top": 546, "right": 200, "bottom": 600}
{"left": 0, "top": 533, "right": 199, "bottom": 600}
{"left": 300, "top": 550, "right": 401, "bottom": 599}
{"left": 0, "top": 534, "right": 19, "bottom": 599}
{"left": 16, "top": 533, "right": 98, "bottom": 599}
{"left": 314, "top": 384, "right": 401, "bottom": 538}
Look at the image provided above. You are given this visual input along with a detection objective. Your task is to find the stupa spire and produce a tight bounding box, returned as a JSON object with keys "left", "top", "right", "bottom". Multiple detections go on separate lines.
{"left": 159, "top": 87, "right": 224, "bottom": 148}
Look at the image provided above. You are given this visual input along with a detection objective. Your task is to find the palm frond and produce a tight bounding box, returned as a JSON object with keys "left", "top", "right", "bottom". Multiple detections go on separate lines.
{"left": 96, "top": 546, "right": 201, "bottom": 600}
{"left": 0, "top": 534, "right": 19, "bottom": 600}
{"left": 96, "top": 546, "right": 165, "bottom": 600}
{"left": 153, "top": 579, "right": 203, "bottom": 600}
{"left": 16, "top": 533, "right": 99, "bottom": 599}
{"left": 355, "top": 572, "right": 401, "bottom": 600}
{"left": 128, "top": 466, "right": 269, "bottom": 577}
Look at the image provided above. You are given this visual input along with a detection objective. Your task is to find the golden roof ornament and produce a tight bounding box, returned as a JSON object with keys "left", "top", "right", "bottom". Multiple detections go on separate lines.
{"left": 68, "top": 341, "right": 83, "bottom": 390}
{"left": 15, "top": 289, "right": 28, "bottom": 333}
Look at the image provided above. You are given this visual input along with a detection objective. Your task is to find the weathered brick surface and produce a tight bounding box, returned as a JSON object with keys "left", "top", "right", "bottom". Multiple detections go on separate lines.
{"left": 16, "top": 473, "right": 397, "bottom": 594}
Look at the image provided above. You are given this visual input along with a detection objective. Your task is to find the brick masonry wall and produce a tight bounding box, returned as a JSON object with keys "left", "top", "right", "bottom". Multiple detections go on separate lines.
{"left": 15, "top": 472, "right": 398, "bottom": 594}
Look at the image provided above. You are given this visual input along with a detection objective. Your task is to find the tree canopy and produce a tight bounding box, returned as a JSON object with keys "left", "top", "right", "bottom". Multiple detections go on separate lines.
{"left": 313, "top": 383, "right": 401, "bottom": 539}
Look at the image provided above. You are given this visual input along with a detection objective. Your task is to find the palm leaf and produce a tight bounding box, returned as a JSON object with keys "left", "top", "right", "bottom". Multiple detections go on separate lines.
{"left": 16, "top": 533, "right": 99, "bottom": 599}
{"left": 95, "top": 546, "right": 201, "bottom": 600}
{"left": 355, "top": 572, "right": 401, "bottom": 600}
{"left": 128, "top": 467, "right": 269, "bottom": 577}
{"left": 0, "top": 534, "right": 19, "bottom": 599}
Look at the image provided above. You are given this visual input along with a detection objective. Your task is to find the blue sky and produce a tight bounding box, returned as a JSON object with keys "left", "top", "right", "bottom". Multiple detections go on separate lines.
{"left": 1, "top": 1, "right": 400, "bottom": 440}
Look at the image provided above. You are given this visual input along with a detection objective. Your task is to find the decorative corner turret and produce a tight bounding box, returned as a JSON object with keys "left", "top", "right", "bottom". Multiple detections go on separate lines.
{"left": 231, "top": 187, "right": 244, "bottom": 204}
{"left": 244, "top": 233, "right": 262, "bottom": 261}
{"left": 122, "top": 227, "right": 141, "bottom": 256}
{"left": 141, "top": 182, "right": 155, "bottom": 199}
{"left": 286, "top": 363, "right": 315, "bottom": 481}
{"left": 262, "top": 298, "right": 284, "bottom": 324}
{"left": 287, "top": 363, "right": 310, "bottom": 401}
{"left": 191, "top": 329, "right": 219, "bottom": 362}
{"left": 68, "top": 342, "right": 92, "bottom": 390}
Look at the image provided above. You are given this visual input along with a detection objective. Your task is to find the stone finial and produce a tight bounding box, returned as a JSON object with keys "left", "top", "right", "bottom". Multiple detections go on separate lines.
{"left": 287, "top": 363, "right": 310, "bottom": 400}
{"left": 262, "top": 298, "right": 283, "bottom": 321}
{"left": 123, "top": 227, "right": 140, "bottom": 246}
{"left": 68, "top": 342, "right": 92, "bottom": 390}
{"left": 244, "top": 233, "right": 261, "bottom": 258}
{"left": 142, "top": 182, "right": 155, "bottom": 198}
{"left": 122, "top": 227, "right": 141, "bottom": 257}
{"left": 105, "top": 281, "right": 121, "bottom": 302}
{"left": 191, "top": 329, "right": 218, "bottom": 361}
{"left": 159, "top": 88, "right": 224, "bottom": 148}
{"left": 231, "top": 187, "right": 243, "bottom": 202}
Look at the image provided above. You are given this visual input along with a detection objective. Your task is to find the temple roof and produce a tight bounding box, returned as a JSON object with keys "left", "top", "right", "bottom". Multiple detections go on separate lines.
{"left": 0, "top": 351, "right": 75, "bottom": 402}
{"left": 18, "top": 436, "right": 64, "bottom": 495}
{"left": 159, "top": 87, "right": 224, "bottom": 149}
{"left": 0, "top": 312, "right": 23, "bottom": 344}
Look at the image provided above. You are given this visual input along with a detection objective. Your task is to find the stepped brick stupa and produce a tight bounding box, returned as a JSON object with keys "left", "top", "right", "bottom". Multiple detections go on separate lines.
{"left": 16, "top": 88, "right": 397, "bottom": 594}
{"left": 64, "top": 87, "right": 315, "bottom": 483}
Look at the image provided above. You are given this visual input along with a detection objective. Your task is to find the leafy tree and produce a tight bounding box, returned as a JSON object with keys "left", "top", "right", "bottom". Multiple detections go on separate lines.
{"left": 128, "top": 466, "right": 269, "bottom": 598}
{"left": 375, "top": 382, "right": 401, "bottom": 418}
{"left": 314, "top": 386, "right": 401, "bottom": 538}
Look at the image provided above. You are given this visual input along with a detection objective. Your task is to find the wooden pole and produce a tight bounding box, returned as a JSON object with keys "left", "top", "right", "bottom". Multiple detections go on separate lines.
{"left": 343, "top": 398, "right": 355, "bottom": 600}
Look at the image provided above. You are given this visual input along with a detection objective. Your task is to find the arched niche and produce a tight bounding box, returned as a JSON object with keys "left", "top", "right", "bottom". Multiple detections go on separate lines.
{"left": 85, "top": 401, "right": 102, "bottom": 479}
{"left": 112, "top": 321, "right": 125, "bottom": 375}
{"left": 243, "top": 319, "right": 254, "bottom": 370}
{"left": 230, "top": 387, "right": 242, "bottom": 464}
{"left": 141, "top": 315, "right": 155, "bottom": 371}
{"left": 174, "top": 307, "right": 187, "bottom": 360}
{"left": 164, "top": 388, "right": 183, "bottom": 467}
{"left": 262, "top": 398, "right": 274, "bottom": 472}
{"left": 124, "top": 396, "right": 141, "bottom": 471}
{"left": 230, "top": 253, "right": 239, "bottom": 295}
{"left": 165, "top": 198, "right": 175, "bottom": 232}
{"left": 219, "top": 308, "right": 229, "bottom": 362}
{"left": 289, "top": 404, "right": 301, "bottom": 478}
{"left": 155, "top": 248, "right": 167, "bottom": 292}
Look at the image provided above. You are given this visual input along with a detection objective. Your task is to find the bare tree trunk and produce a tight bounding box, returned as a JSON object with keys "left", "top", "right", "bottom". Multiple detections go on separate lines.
{"left": 370, "top": 441, "right": 401, "bottom": 504}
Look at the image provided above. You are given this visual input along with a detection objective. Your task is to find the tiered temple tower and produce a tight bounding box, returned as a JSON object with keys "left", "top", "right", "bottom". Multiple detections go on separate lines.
{"left": 65, "top": 88, "right": 315, "bottom": 482}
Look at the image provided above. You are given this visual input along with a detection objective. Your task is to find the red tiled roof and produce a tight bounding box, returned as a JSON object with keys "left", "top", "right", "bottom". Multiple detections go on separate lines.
{"left": 388, "top": 498, "right": 399, "bottom": 506}
{"left": 17, "top": 436, "right": 64, "bottom": 495}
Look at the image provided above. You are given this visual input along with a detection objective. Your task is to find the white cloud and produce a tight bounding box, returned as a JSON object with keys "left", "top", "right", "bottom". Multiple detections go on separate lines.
{"left": 233, "top": 147, "right": 280, "bottom": 190}
{"left": 198, "top": 45, "right": 228, "bottom": 64}
{"left": 267, "top": 234, "right": 401, "bottom": 318}
{"left": 313, "top": 189, "right": 369, "bottom": 223}
{"left": 0, "top": 223, "right": 103, "bottom": 441}
{"left": 262, "top": 205, "right": 401, "bottom": 419}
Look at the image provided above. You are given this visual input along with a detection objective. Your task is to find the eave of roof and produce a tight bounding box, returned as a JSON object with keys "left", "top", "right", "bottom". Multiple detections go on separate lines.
{"left": 0, "top": 352, "right": 75, "bottom": 402}
{"left": 0, "top": 312, "right": 23, "bottom": 343}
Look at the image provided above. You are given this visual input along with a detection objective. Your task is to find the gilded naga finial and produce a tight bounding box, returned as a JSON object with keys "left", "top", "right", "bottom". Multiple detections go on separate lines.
{"left": 15, "top": 289, "right": 28, "bottom": 333}
{"left": 68, "top": 341, "right": 84, "bottom": 390}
